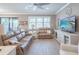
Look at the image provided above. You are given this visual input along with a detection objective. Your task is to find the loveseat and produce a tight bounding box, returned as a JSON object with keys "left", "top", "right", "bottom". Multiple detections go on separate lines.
{"left": 37, "top": 28, "right": 53, "bottom": 39}
{"left": 1, "top": 30, "right": 33, "bottom": 55}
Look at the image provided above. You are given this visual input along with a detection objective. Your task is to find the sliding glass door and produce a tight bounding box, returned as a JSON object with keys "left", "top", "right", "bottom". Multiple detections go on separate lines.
{"left": 1, "top": 17, "right": 9, "bottom": 34}
{"left": 12, "top": 18, "right": 19, "bottom": 31}
{"left": 1, "top": 17, "right": 19, "bottom": 34}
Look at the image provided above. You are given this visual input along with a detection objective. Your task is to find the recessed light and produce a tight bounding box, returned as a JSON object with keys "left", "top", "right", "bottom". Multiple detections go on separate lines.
{"left": 33, "top": 6, "right": 37, "bottom": 11}
{"left": 25, "top": 6, "right": 28, "bottom": 9}
{"left": 0, "top": 8, "right": 6, "bottom": 12}
{"left": 25, "top": 5, "right": 32, "bottom": 10}
{"left": 45, "top": 7, "right": 49, "bottom": 10}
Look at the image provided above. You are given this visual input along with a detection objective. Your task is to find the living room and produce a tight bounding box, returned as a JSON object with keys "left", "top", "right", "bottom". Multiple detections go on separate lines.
{"left": 0, "top": 3, "right": 79, "bottom": 56}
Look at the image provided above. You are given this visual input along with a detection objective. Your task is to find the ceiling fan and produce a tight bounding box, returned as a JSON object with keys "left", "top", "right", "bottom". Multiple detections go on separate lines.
{"left": 33, "top": 3, "right": 49, "bottom": 9}
{"left": 25, "top": 3, "right": 50, "bottom": 10}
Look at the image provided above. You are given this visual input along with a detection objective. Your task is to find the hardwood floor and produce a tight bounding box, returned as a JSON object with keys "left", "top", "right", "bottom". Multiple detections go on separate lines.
{"left": 25, "top": 39, "right": 60, "bottom": 55}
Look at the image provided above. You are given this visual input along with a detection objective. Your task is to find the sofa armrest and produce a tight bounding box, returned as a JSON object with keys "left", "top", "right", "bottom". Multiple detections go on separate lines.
{"left": 4, "top": 39, "right": 23, "bottom": 46}
{"left": 3, "top": 39, "right": 12, "bottom": 45}
{"left": 60, "top": 44, "right": 78, "bottom": 53}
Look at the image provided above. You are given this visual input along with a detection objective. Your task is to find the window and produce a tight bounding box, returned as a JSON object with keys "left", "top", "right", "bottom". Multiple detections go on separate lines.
{"left": 43, "top": 17, "right": 50, "bottom": 28}
{"left": 1, "top": 17, "right": 19, "bottom": 34}
{"left": 1, "top": 18, "right": 9, "bottom": 34}
{"left": 28, "top": 17, "right": 36, "bottom": 29}
{"left": 28, "top": 16, "right": 51, "bottom": 29}
{"left": 36, "top": 17, "right": 43, "bottom": 29}
{"left": 12, "top": 18, "right": 19, "bottom": 30}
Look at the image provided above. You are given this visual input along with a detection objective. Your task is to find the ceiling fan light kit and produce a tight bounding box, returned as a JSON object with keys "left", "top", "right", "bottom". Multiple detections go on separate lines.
{"left": 25, "top": 3, "right": 50, "bottom": 11}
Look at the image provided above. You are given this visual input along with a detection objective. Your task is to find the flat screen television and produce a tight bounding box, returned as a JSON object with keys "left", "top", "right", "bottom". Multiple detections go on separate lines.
{"left": 59, "top": 16, "right": 76, "bottom": 33}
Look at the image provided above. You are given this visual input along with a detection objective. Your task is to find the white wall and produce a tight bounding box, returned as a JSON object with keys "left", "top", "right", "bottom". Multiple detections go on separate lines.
{"left": 50, "top": 15, "right": 56, "bottom": 29}
{"left": 56, "top": 3, "right": 79, "bottom": 32}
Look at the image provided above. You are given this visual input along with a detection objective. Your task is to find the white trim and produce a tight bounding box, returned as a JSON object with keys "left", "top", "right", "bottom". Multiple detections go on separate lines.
{"left": 56, "top": 3, "right": 70, "bottom": 14}
{"left": 0, "top": 12, "right": 55, "bottom": 16}
{"left": 0, "top": 13, "right": 31, "bottom": 14}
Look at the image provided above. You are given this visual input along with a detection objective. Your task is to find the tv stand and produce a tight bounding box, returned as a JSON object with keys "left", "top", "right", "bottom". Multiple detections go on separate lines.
{"left": 54, "top": 30, "right": 79, "bottom": 45}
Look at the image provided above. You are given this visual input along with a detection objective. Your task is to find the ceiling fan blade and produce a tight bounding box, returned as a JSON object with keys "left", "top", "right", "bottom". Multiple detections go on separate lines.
{"left": 33, "top": 3, "right": 50, "bottom": 6}
{"left": 37, "top": 6, "right": 45, "bottom": 9}
{"left": 33, "top": 3, "right": 50, "bottom": 10}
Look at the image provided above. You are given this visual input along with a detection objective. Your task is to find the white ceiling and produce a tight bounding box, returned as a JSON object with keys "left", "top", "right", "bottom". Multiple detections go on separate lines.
{"left": 0, "top": 3, "right": 66, "bottom": 15}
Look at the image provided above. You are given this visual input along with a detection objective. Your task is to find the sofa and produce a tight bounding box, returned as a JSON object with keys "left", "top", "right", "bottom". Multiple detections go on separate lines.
{"left": 1, "top": 30, "right": 33, "bottom": 55}
{"left": 60, "top": 43, "right": 78, "bottom": 55}
{"left": 37, "top": 28, "right": 53, "bottom": 39}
